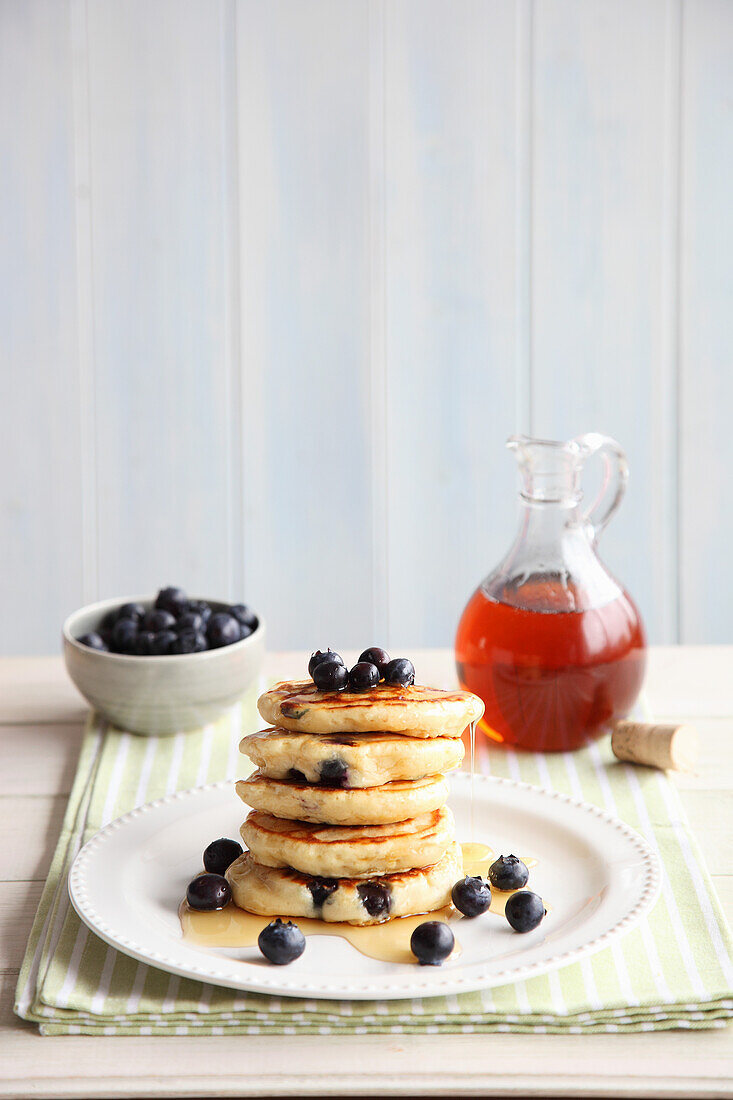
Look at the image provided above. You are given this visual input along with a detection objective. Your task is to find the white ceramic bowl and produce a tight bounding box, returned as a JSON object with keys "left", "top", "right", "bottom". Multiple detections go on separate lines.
{"left": 62, "top": 595, "right": 265, "bottom": 736}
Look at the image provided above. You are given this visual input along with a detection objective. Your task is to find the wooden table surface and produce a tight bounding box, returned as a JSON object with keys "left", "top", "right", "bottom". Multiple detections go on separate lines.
{"left": 1, "top": 647, "right": 731, "bottom": 1099}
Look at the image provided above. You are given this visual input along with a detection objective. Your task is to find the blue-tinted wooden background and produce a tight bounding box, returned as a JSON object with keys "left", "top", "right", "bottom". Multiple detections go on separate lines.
{"left": 1, "top": 0, "right": 731, "bottom": 653}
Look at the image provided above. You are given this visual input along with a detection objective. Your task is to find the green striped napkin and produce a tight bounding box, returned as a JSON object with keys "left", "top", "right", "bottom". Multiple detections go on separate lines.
{"left": 15, "top": 687, "right": 733, "bottom": 1034}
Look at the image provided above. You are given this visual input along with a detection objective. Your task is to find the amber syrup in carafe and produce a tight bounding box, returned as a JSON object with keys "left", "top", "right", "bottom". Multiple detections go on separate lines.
{"left": 456, "top": 574, "right": 646, "bottom": 753}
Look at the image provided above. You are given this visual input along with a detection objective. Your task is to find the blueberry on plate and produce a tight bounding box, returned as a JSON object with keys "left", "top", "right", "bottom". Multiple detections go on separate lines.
{"left": 308, "top": 649, "right": 343, "bottom": 678}
{"left": 488, "top": 854, "right": 529, "bottom": 891}
{"left": 451, "top": 875, "right": 491, "bottom": 917}
{"left": 203, "top": 837, "right": 244, "bottom": 876}
{"left": 186, "top": 873, "right": 231, "bottom": 911}
{"left": 505, "top": 890, "right": 545, "bottom": 933}
{"left": 312, "top": 659, "right": 349, "bottom": 693}
{"left": 358, "top": 647, "right": 390, "bottom": 677}
{"left": 112, "top": 618, "right": 138, "bottom": 653}
{"left": 151, "top": 630, "right": 178, "bottom": 656}
{"left": 155, "top": 586, "right": 188, "bottom": 617}
{"left": 135, "top": 630, "right": 157, "bottom": 656}
{"left": 143, "top": 608, "right": 177, "bottom": 633}
{"left": 171, "top": 629, "right": 207, "bottom": 654}
{"left": 258, "top": 918, "right": 306, "bottom": 965}
{"left": 118, "top": 602, "right": 145, "bottom": 623}
{"left": 207, "top": 612, "right": 241, "bottom": 649}
{"left": 77, "top": 631, "right": 108, "bottom": 651}
{"left": 383, "top": 657, "right": 415, "bottom": 687}
{"left": 410, "top": 921, "right": 455, "bottom": 966}
{"left": 177, "top": 611, "right": 204, "bottom": 632}
{"left": 230, "top": 603, "right": 258, "bottom": 632}
{"left": 348, "top": 661, "right": 380, "bottom": 692}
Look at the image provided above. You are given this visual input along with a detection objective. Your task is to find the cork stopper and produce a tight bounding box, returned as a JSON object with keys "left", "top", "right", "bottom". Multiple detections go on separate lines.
{"left": 611, "top": 720, "right": 699, "bottom": 772}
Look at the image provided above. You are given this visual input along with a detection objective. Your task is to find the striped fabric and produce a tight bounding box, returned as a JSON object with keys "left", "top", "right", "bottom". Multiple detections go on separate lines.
{"left": 15, "top": 688, "right": 733, "bottom": 1034}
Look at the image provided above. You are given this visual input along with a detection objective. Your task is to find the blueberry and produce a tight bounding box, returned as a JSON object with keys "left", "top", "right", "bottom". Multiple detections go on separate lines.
{"left": 410, "top": 921, "right": 455, "bottom": 966}
{"left": 307, "top": 877, "right": 339, "bottom": 910}
{"left": 178, "top": 611, "right": 204, "bottom": 632}
{"left": 118, "top": 602, "right": 145, "bottom": 623}
{"left": 112, "top": 618, "right": 138, "bottom": 653}
{"left": 488, "top": 854, "right": 529, "bottom": 891}
{"left": 150, "top": 629, "right": 178, "bottom": 655}
{"left": 308, "top": 649, "right": 344, "bottom": 678}
{"left": 230, "top": 603, "right": 258, "bottom": 632}
{"left": 383, "top": 657, "right": 415, "bottom": 687}
{"left": 319, "top": 757, "right": 349, "bottom": 787}
{"left": 77, "top": 631, "right": 108, "bottom": 651}
{"left": 358, "top": 647, "right": 390, "bottom": 676}
{"left": 258, "top": 918, "right": 306, "bottom": 965}
{"left": 356, "top": 881, "right": 391, "bottom": 919}
{"left": 348, "top": 661, "right": 380, "bottom": 692}
{"left": 203, "top": 837, "right": 243, "bottom": 876}
{"left": 312, "top": 659, "right": 349, "bottom": 693}
{"left": 451, "top": 875, "right": 491, "bottom": 917}
{"left": 207, "top": 612, "right": 241, "bottom": 649}
{"left": 101, "top": 608, "right": 120, "bottom": 632}
{"left": 155, "top": 586, "right": 188, "bottom": 616}
{"left": 187, "top": 600, "right": 212, "bottom": 624}
{"left": 135, "top": 630, "right": 157, "bottom": 656}
{"left": 171, "top": 629, "right": 207, "bottom": 654}
{"left": 505, "top": 890, "right": 545, "bottom": 933}
{"left": 186, "top": 873, "right": 231, "bottom": 911}
{"left": 143, "top": 608, "right": 177, "bottom": 633}
{"left": 288, "top": 768, "right": 308, "bottom": 783}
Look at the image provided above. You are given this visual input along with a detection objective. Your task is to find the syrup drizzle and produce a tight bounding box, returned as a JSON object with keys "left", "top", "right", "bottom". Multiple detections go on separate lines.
{"left": 469, "top": 718, "right": 476, "bottom": 841}
{"left": 180, "top": 843, "right": 540, "bottom": 962}
{"left": 180, "top": 901, "right": 460, "bottom": 964}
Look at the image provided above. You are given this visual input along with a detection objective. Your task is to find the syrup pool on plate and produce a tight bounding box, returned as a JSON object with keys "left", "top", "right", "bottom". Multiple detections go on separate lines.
{"left": 180, "top": 843, "right": 540, "bottom": 962}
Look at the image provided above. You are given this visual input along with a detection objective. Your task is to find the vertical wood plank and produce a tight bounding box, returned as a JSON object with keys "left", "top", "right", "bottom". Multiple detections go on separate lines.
{"left": 529, "top": 0, "right": 680, "bottom": 643}
{"left": 368, "top": 0, "right": 389, "bottom": 643}
{"left": 679, "top": 0, "right": 733, "bottom": 642}
{"left": 236, "top": 0, "right": 375, "bottom": 649}
{"left": 0, "top": 1, "right": 85, "bottom": 654}
{"left": 384, "top": 0, "right": 524, "bottom": 648}
{"left": 86, "top": 0, "right": 239, "bottom": 602}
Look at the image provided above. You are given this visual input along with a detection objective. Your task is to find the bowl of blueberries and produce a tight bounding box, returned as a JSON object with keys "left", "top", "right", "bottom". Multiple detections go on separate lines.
{"left": 63, "top": 586, "right": 264, "bottom": 736}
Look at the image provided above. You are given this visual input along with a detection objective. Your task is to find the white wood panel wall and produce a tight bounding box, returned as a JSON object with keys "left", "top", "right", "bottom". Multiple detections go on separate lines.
{"left": 1, "top": 0, "right": 731, "bottom": 655}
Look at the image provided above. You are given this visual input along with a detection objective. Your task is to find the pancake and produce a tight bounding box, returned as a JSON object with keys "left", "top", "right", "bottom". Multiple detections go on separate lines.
{"left": 236, "top": 771, "right": 449, "bottom": 825}
{"left": 226, "top": 842, "right": 463, "bottom": 925}
{"left": 240, "top": 727, "right": 464, "bottom": 787}
{"left": 241, "top": 805, "right": 455, "bottom": 877}
{"left": 257, "top": 680, "right": 483, "bottom": 739}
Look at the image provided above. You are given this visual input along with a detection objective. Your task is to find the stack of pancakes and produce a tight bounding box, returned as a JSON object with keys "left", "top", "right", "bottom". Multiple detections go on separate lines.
{"left": 225, "top": 679, "right": 484, "bottom": 925}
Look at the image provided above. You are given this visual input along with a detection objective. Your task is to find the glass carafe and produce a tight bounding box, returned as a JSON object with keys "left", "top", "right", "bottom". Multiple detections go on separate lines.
{"left": 455, "top": 434, "right": 646, "bottom": 752}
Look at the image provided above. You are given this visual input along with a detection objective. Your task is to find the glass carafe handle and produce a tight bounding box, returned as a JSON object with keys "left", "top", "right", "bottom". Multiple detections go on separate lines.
{"left": 574, "top": 433, "right": 629, "bottom": 542}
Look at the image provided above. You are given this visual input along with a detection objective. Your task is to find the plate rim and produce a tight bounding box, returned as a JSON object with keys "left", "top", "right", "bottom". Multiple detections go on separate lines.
{"left": 68, "top": 772, "right": 662, "bottom": 1000}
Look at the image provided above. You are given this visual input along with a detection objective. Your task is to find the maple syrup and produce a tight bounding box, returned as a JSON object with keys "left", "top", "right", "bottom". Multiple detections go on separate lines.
{"left": 456, "top": 580, "right": 646, "bottom": 752}
{"left": 456, "top": 433, "right": 647, "bottom": 752}
{"left": 179, "top": 843, "right": 540, "bottom": 962}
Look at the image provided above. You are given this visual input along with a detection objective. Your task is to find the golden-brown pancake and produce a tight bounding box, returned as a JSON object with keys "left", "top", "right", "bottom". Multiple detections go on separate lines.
{"left": 226, "top": 842, "right": 463, "bottom": 925}
{"left": 241, "top": 805, "right": 455, "bottom": 877}
{"left": 257, "top": 680, "right": 483, "bottom": 739}
{"left": 240, "top": 727, "right": 464, "bottom": 787}
{"left": 236, "top": 771, "right": 449, "bottom": 826}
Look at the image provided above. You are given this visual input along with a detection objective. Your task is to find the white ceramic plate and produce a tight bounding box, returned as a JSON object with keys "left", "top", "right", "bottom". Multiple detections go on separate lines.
{"left": 68, "top": 773, "right": 660, "bottom": 1001}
